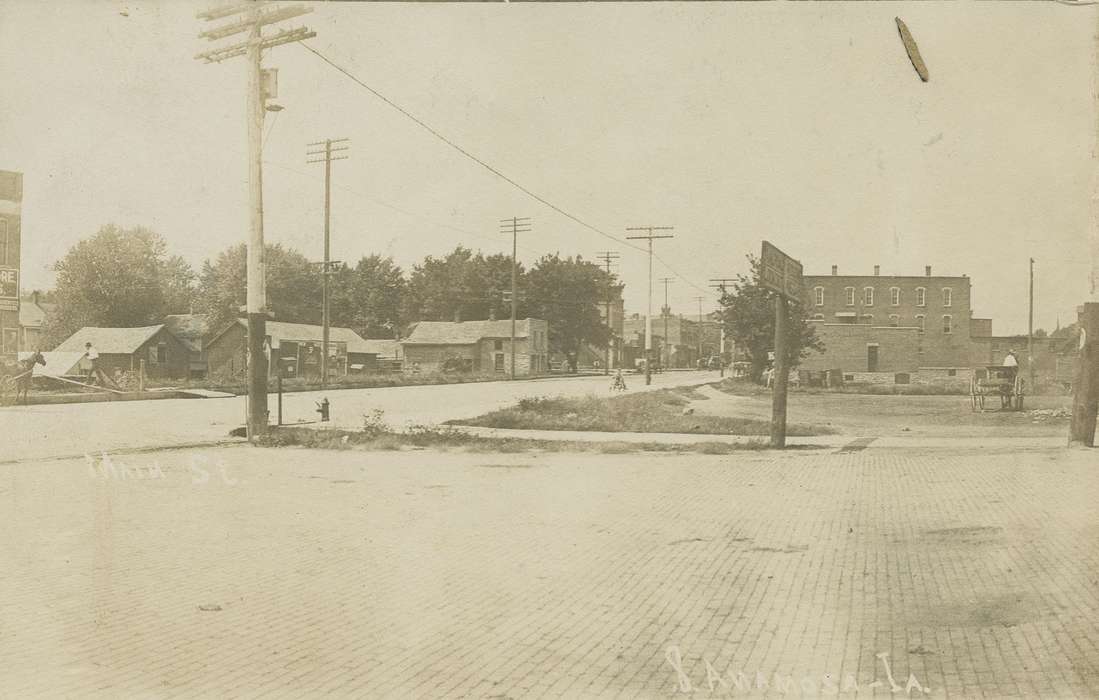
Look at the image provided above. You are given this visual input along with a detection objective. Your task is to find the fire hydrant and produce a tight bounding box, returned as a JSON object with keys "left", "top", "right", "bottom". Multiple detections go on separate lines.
{"left": 316, "top": 397, "right": 330, "bottom": 422}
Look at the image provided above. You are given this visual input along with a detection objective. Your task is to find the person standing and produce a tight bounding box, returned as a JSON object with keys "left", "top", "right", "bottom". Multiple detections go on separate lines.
{"left": 1003, "top": 349, "right": 1019, "bottom": 367}
{"left": 82, "top": 342, "right": 99, "bottom": 383}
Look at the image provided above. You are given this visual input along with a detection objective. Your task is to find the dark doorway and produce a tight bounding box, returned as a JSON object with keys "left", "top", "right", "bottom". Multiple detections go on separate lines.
{"left": 867, "top": 345, "right": 879, "bottom": 372}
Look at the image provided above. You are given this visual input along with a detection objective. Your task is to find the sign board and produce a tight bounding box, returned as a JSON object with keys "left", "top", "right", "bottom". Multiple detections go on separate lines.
{"left": 0, "top": 267, "right": 17, "bottom": 300}
{"left": 760, "top": 241, "right": 805, "bottom": 303}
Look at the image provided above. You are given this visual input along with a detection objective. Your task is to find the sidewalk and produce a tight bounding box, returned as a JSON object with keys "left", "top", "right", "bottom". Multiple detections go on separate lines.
{"left": 451, "top": 425, "right": 1073, "bottom": 451}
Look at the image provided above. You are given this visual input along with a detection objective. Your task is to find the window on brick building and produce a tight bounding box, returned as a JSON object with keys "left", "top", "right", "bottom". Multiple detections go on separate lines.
{"left": 844, "top": 287, "right": 855, "bottom": 306}
{"left": 860, "top": 314, "right": 874, "bottom": 325}
{"left": 863, "top": 287, "right": 874, "bottom": 306}
{"left": 814, "top": 286, "right": 824, "bottom": 306}
{"left": 890, "top": 287, "right": 900, "bottom": 306}
{"left": 915, "top": 314, "right": 925, "bottom": 332}
{"left": 916, "top": 287, "right": 926, "bottom": 307}
{"left": 942, "top": 288, "right": 952, "bottom": 307}
{"left": 889, "top": 314, "right": 899, "bottom": 327}
{"left": 943, "top": 315, "right": 952, "bottom": 334}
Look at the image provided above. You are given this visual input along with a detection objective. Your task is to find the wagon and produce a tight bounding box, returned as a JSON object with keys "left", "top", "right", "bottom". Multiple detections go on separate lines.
{"left": 971, "top": 365, "right": 1025, "bottom": 412}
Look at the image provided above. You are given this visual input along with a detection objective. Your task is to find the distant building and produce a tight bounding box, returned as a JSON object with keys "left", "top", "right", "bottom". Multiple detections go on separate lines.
{"left": 622, "top": 312, "right": 707, "bottom": 368}
{"left": 0, "top": 170, "right": 22, "bottom": 361}
{"left": 53, "top": 325, "right": 191, "bottom": 378}
{"left": 401, "top": 318, "right": 549, "bottom": 375}
{"left": 18, "top": 292, "right": 54, "bottom": 351}
{"left": 205, "top": 320, "right": 379, "bottom": 380}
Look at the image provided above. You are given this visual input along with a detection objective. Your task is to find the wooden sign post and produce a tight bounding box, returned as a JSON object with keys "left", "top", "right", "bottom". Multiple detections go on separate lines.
{"left": 760, "top": 241, "right": 805, "bottom": 448}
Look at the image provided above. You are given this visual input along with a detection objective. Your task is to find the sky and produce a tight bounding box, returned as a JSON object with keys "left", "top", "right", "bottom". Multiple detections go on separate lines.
{"left": 1, "top": 0, "right": 1096, "bottom": 335}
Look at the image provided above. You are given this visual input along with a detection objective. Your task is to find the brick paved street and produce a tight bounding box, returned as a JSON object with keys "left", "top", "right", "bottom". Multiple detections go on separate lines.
{"left": 1, "top": 442, "right": 1097, "bottom": 698}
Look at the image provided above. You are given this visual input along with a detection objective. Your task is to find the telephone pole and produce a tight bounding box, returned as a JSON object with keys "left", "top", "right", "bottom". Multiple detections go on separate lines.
{"left": 196, "top": 1, "right": 315, "bottom": 440}
{"left": 501, "top": 217, "right": 530, "bottom": 379}
{"left": 307, "top": 138, "right": 349, "bottom": 389}
{"left": 694, "top": 295, "right": 706, "bottom": 364}
{"left": 626, "top": 226, "right": 674, "bottom": 385}
{"left": 1028, "top": 257, "right": 1035, "bottom": 393}
{"left": 596, "top": 250, "right": 620, "bottom": 375}
{"left": 659, "top": 277, "right": 674, "bottom": 368}
{"left": 711, "top": 278, "right": 737, "bottom": 377}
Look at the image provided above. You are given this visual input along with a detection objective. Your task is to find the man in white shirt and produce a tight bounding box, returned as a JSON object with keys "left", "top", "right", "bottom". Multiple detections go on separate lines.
{"left": 1003, "top": 349, "right": 1018, "bottom": 368}
{"left": 83, "top": 342, "right": 99, "bottom": 382}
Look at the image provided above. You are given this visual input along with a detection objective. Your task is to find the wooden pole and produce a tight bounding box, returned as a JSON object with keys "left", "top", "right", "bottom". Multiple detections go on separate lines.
{"left": 1069, "top": 302, "right": 1099, "bottom": 447}
{"left": 770, "top": 296, "right": 789, "bottom": 448}
{"left": 139, "top": 358, "right": 146, "bottom": 393}
{"left": 245, "top": 15, "right": 268, "bottom": 439}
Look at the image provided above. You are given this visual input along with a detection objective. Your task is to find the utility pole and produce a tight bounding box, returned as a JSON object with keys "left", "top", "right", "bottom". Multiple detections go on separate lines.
{"left": 197, "top": 1, "right": 315, "bottom": 441}
{"left": 501, "top": 217, "right": 530, "bottom": 379}
{"left": 596, "top": 251, "right": 620, "bottom": 375}
{"left": 1028, "top": 257, "right": 1035, "bottom": 393}
{"left": 694, "top": 295, "right": 705, "bottom": 365}
{"left": 1071, "top": 9, "right": 1099, "bottom": 446}
{"left": 659, "top": 277, "right": 673, "bottom": 369}
{"left": 711, "top": 278, "right": 736, "bottom": 378}
{"left": 626, "top": 227, "right": 674, "bottom": 386}
{"left": 307, "top": 138, "right": 350, "bottom": 389}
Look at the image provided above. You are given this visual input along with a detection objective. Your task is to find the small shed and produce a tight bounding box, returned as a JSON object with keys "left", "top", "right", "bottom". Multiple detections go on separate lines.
{"left": 205, "top": 320, "right": 379, "bottom": 379}
{"left": 52, "top": 325, "right": 191, "bottom": 378}
{"left": 163, "top": 314, "right": 211, "bottom": 378}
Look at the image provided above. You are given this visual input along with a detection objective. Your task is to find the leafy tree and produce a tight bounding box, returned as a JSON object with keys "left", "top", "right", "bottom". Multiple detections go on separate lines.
{"left": 328, "top": 255, "right": 406, "bottom": 339}
{"left": 44, "top": 225, "right": 196, "bottom": 346}
{"left": 196, "top": 243, "right": 320, "bottom": 333}
{"left": 523, "top": 253, "right": 612, "bottom": 371}
{"left": 405, "top": 247, "right": 522, "bottom": 323}
{"left": 718, "top": 255, "right": 823, "bottom": 381}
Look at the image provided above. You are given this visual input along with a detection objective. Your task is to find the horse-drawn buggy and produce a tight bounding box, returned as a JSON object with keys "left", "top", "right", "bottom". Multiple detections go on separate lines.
{"left": 970, "top": 365, "right": 1025, "bottom": 412}
{"left": 0, "top": 350, "right": 45, "bottom": 405}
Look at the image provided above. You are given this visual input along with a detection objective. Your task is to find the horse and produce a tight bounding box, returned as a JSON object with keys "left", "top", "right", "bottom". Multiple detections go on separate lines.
{"left": 14, "top": 351, "right": 45, "bottom": 405}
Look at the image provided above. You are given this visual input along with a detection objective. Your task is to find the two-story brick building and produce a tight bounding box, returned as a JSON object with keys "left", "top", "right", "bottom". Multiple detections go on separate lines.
{"left": 801, "top": 265, "right": 980, "bottom": 385}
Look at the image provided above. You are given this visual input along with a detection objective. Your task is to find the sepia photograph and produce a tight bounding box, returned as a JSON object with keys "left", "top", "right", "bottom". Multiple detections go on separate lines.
{"left": 2, "top": 0, "right": 1098, "bottom": 697}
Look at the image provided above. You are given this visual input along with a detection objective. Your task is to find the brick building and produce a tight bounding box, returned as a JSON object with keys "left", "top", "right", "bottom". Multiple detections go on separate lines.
{"left": 0, "top": 170, "right": 22, "bottom": 361}
{"left": 801, "top": 265, "right": 980, "bottom": 385}
{"left": 401, "top": 319, "right": 549, "bottom": 375}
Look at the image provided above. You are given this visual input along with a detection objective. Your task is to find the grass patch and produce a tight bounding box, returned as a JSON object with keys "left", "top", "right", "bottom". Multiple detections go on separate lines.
{"left": 448, "top": 388, "right": 833, "bottom": 436}
{"left": 255, "top": 424, "right": 775, "bottom": 454}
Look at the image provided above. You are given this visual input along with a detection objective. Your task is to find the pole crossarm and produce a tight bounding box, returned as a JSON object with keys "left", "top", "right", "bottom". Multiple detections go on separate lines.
{"left": 198, "top": 4, "right": 312, "bottom": 41}
{"left": 196, "top": 26, "right": 316, "bottom": 63}
{"left": 196, "top": 1, "right": 270, "bottom": 22}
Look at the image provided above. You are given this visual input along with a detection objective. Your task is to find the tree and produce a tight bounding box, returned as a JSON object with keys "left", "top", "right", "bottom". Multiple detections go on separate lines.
{"left": 196, "top": 243, "right": 320, "bottom": 333}
{"left": 328, "top": 255, "right": 406, "bottom": 339}
{"left": 718, "top": 255, "right": 823, "bottom": 382}
{"left": 405, "top": 247, "right": 522, "bottom": 324}
{"left": 523, "top": 253, "right": 612, "bottom": 372}
{"left": 44, "top": 224, "right": 196, "bottom": 346}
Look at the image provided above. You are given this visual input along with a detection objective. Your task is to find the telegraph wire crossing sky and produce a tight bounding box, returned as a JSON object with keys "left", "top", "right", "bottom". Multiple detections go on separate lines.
{"left": 0, "top": 0, "right": 1094, "bottom": 333}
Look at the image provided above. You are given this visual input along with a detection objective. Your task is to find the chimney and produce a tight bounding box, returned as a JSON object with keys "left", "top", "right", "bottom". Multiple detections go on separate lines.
{"left": 831, "top": 265, "right": 838, "bottom": 276}
{"left": 925, "top": 265, "right": 932, "bottom": 277}
{"left": 31, "top": 291, "right": 39, "bottom": 305}
{"left": 873, "top": 265, "right": 880, "bottom": 276}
